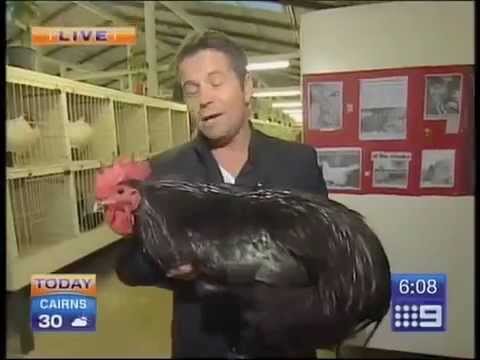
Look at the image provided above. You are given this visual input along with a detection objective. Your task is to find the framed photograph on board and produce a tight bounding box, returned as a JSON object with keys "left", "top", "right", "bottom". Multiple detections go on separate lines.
{"left": 371, "top": 151, "right": 412, "bottom": 189}
{"left": 308, "top": 81, "right": 343, "bottom": 131}
{"left": 420, "top": 149, "right": 455, "bottom": 188}
{"left": 359, "top": 76, "right": 408, "bottom": 140}
{"left": 315, "top": 147, "right": 362, "bottom": 190}
{"left": 424, "top": 74, "right": 463, "bottom": 121}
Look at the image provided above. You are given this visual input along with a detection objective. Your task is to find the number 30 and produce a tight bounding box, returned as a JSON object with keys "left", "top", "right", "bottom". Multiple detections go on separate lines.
{"left": 38, "top": 314, "right": 63, "bottom": 328}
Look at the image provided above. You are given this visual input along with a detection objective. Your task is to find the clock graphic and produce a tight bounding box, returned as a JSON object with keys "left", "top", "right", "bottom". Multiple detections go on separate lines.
{"left": 391, "top": 273, "right": 446, "bottom": 332}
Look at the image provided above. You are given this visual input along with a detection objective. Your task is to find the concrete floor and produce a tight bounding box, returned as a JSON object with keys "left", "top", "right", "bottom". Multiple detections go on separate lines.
{"left": 6, "top": 239, "right": 446, "bottom": 359}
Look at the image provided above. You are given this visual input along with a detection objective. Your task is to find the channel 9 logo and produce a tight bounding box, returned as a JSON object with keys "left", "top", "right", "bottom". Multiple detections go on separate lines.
{"left": 391, "top": 273, "right": 446, "bottom": 332}
{"left": 31, "top": 274, "right": 96, "bottom": 332}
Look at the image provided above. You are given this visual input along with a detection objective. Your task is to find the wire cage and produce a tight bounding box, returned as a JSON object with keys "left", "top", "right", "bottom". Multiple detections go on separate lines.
{"left": 171, "top": 110, "right": 190, "bottom": 146}
{"left": 7, "top": 172, "right": 77, "bottom": 257}
{"left": 72, "top": 166, "right": 104, "bottom": 234}
{"left": 146, "top": 106, "right": 172, "bottom": 154}
{"left": 113, "top": 101, "right": 149, "bottom": 160}
{"left": 5, "top": 66, "right": 192, "bottom": 290}
{"left": 6, "top": 82, "right": 69, "bottom": 168}
{"left": 65, "top": 92, "right": 117, "bottom": 163}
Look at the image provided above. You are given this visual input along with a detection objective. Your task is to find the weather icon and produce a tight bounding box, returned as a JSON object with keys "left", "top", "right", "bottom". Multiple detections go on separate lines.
{"left": 71, "top": 316, "right": 88, "bottom": 327}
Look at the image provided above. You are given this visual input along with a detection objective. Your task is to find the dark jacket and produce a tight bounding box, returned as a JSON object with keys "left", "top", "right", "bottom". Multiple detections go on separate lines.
{"left": 115, "top": 129, "right": 328, "bottom": 358}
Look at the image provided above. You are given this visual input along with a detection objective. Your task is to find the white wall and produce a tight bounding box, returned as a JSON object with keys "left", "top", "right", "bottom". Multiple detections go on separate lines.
{"left": 301, "top": 1, "right": 474, "bottom": 358}
{"left": 332, "top": 195, "right": 474, "bottom": 358}
{"left": 301, "top": 1, "right": 474, "bottom": 74}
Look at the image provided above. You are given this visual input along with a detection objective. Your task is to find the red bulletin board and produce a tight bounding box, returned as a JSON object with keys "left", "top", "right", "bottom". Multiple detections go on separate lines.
{"left": 303, "top": 65, "right": 474, "bottom": 196}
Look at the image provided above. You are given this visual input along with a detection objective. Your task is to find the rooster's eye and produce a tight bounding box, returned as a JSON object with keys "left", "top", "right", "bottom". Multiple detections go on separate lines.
{"left": 117, "top": 188, "right": 125, "bottom": 195}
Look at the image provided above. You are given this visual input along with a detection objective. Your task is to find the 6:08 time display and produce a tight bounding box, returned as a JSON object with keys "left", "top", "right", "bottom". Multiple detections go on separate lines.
{"left": 392, "top": 274, "right": 446, "bottom": 298}
{"left": 399, "top": 278, "right": 438, "bottom": 295}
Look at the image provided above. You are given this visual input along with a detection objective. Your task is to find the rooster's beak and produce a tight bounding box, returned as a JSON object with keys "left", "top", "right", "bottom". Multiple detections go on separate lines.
{"left": 93, "top": 201, "right": 104, "bottom": 213}
{"left": 93, "top": 200, "right": 114, "bottom": 213}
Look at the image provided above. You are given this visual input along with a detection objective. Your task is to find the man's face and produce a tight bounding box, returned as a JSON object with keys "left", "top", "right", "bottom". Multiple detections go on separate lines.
{"left": 178, "top": 49, "right": 253, "bottom": 143}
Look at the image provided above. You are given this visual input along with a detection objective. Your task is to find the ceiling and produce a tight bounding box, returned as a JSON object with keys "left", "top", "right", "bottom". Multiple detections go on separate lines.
{"left": 6, "top": 1, "right": 385, "bottom": 99}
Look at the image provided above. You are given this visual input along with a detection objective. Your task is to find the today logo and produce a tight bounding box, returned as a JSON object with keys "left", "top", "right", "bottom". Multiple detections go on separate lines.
{"left": 31, "top": 274, "right": 97, "bottom": 332}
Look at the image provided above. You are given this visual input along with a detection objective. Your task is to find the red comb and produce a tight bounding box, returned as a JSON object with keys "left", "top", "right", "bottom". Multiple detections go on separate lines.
{"left": 95, "top": 157, "right": 152, "bottom": 199}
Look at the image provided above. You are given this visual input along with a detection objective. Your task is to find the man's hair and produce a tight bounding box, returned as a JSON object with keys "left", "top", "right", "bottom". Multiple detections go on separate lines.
{"left": 174, "top": 30, "right": 248, "bottom": 85}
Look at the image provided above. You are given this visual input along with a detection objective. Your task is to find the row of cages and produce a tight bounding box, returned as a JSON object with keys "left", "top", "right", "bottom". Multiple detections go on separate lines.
{"left": 6, "top": 81, "right": 190, "bottom": 168}
{"left": 5, "top": 66, "right": 190, "bottom": 290}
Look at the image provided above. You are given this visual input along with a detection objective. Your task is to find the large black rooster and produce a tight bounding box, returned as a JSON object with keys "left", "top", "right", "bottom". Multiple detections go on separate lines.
{"left": 95, "top": 159, "right": 391, "bottom": 356}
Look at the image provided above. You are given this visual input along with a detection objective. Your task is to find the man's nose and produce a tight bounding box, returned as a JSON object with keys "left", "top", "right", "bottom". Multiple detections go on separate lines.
{"left": 199, "top": 86, "right": 215, "bottom": 108}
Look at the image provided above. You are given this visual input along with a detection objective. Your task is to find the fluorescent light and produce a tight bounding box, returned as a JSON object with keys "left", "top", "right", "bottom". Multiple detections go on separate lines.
{"left": 282, "top": 108, "right": 303, "bottom": 112}
{"left": 272, "top": 101, "right": 302, "bottom": 108}
{"left": 253, "top": 89, "right": 301, "bottom": 98}
{"left": 247, "top": 60, "right": 289, "bottom": 71}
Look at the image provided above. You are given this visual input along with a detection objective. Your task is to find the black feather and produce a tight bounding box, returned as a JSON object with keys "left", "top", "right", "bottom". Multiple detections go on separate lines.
{"left": 125, "top": 179, "right": 391, "bottom": 353}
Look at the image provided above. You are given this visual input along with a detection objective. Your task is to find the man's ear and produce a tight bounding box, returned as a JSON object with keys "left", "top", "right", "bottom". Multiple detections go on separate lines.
{"left": 243, "top": 72, "right": 254, "bottom": 105}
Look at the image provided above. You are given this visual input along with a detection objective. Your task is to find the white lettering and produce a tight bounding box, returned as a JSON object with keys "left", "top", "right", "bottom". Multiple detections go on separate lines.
{"left": 40, "top": 298, "right": 88, "bottom": 310}
{"left": 40, "top": 299, "right": 49, "bottom": 309}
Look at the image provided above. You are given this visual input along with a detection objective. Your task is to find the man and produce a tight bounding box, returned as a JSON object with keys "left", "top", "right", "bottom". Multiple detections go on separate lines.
{"left": 115, "top": 30, "right": 328, "bottom": 358}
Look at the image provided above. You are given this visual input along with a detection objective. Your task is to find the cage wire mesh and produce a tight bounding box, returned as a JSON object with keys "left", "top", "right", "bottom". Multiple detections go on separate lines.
{"left": 8, "top": 173, "right": 76, "bottom": 257}
{"left": 73, "top": 167, "right": 104, "bottom": 233}
{"left": 66, "top": 93, "right": 116, "bottom": 162}
{"left": 147, "top": 107, "right": 172, "bottom": 154}
{"left": 113, "top": 101, "right": 149, "bottom": 159}
{"left": 171, "top": 111, "right": 190, "bottom": 146}
{"left": 6, "top": 82, "right": 67, "bottom": 168}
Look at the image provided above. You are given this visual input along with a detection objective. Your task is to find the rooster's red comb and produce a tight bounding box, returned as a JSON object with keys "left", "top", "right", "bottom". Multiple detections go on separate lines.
{"left": 95, "top": 156, "right": 152, "bottom": 199}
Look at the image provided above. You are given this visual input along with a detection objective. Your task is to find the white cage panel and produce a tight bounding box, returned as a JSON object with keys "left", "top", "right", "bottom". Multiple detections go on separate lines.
{"left": 73, "top": 167, "right": 104, "bottom": 233}
{"left": 253, "top": 122, "right": 266, "bottom": 133}
{"left": 171, "top": 110, "right": 190, "bottom": 146}
{"left": 113, "top": 101, "right": 149, "bottom": 160}
{"left": 8, "top": 173, "right": 77, "bottom": 257}
{"left": 66, "top": 93, "right": 117, "bottom": 163}
{"left": 6, "top": 82, "right": 69, "bottom": 168}
{"left": 147, "top": 107, "right": 172, "bottom": 154}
